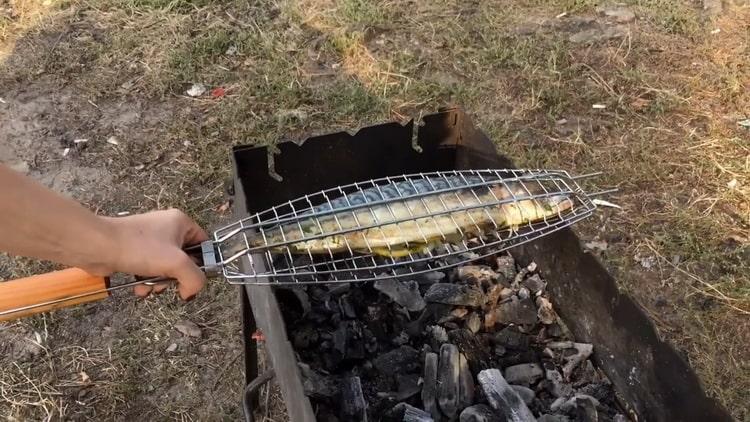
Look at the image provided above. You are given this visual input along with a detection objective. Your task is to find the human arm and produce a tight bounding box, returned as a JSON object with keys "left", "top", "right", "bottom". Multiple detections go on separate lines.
{"left": 0, "top": 164, "right": 207, "bottom": 300}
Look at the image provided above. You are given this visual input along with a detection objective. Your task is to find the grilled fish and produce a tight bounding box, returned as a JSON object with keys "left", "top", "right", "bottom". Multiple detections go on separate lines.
{"left": 253, "top": 174, "right": 574, "bottom": 257}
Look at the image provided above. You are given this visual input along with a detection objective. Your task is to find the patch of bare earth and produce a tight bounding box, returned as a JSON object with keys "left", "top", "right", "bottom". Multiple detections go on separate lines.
{"left": 1, "top": 0, "right": 748, "bottom": 420}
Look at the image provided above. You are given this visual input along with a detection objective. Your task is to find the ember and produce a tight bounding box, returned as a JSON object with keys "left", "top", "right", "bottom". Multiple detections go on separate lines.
{"left": 280, "top": 253, "right": 628, "bottom": 421}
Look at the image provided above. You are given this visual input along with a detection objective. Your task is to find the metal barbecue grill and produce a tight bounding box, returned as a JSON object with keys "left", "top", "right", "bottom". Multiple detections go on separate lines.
{"left": 210, "top": 168, "right": 614, "bottom": 285}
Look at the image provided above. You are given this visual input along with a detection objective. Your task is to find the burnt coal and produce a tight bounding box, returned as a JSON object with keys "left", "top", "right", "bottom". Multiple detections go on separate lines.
{"left": 383, "top": 403, "right": 434, "bottom": 422}
{"left": 459, "top": 404, "right": 500, "bottom": 422}
{"left": 437, "top": 343, "right": 460, "bottom": 418}
{"left": 487, "top": 296, "right": 538, "bottom": 326}
{"left": 458, "top": 353, "right": 475, "bottom": 410}
{"left": 522, "top": 274, "right": 546, "bottom": 294}
{"left": 374, "top": 278, "right": 426, "bottom": 312}
{"left": 495, "top": 255, "right": 517, "bottom": 285}
{"left": 504, "top": 363, "right": 544, "bottom": 385}
{"left": 373, "top": 345, "right": 419, "bottom": 375}
{"left": 478, "top": 368, "right": 536, "bottom": 421}
{"left": 425, "top": 283, "right": 486, "bottom": 307}
{"left": 340, "top": 376, "right": 367, "bottom": 421}
{"left": 422, "top": 352, "right": 440, "bottom": 420}
{"left": 511, "top": 385, "right": 536, "bottom": 405}
{"left": 285, "top": 252, "right": 626, "bottom": 421}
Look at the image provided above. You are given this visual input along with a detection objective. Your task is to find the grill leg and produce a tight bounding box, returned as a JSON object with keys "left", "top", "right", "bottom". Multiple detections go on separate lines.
{"left": 240, "top": 285, "right": 260, "bottom": 411}
{"left": 242, "top": 369, "right": 276, "bottom": 422}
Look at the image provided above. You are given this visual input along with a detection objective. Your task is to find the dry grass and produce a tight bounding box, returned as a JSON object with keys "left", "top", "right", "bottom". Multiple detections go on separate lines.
{"left": 0, "top": 0, "right": 748, "bottom": 420}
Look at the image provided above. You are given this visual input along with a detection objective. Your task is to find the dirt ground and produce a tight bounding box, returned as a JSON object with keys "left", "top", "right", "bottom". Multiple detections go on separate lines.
{"left": 0, "top": 0, "right": 747, "bottom": 420}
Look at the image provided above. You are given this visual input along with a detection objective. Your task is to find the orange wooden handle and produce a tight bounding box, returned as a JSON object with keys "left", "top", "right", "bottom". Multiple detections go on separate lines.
{"left": 0, "top": 268, "right": 110, "bottom": 322}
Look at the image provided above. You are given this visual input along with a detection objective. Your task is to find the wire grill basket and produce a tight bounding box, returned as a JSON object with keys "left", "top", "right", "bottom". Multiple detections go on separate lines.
{"left": 211, "top": 169, "right": 611, "bottom": 284}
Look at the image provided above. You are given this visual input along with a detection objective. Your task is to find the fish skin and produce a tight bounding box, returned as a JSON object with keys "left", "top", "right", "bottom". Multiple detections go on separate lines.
{"left": 255, "top": 175, "right": 573, "bottom": 257}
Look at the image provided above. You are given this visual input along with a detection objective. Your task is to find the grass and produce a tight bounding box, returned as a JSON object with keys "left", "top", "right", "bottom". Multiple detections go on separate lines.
{"left": 0, "top": 0, "right": 748, "bottom": 420}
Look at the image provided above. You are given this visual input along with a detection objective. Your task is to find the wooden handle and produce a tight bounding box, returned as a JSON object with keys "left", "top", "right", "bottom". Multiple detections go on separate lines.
{"left": 0, "top": 268, "right": 110, "bottom": 322}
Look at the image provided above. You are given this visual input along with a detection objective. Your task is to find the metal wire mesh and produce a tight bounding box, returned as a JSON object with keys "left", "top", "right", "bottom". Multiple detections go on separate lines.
{"left": 212, "top": 169, "right": 600, "bottom": 284}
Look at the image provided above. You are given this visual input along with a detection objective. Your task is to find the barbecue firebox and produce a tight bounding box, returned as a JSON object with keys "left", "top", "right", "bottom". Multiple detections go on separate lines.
{"left": 231, "top": 108, "right": 731, "bottom": 422}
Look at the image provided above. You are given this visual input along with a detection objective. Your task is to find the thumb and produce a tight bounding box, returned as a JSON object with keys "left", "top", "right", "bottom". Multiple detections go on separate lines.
{"left": 166, "top": 252, "right": 207, "bottom": 300}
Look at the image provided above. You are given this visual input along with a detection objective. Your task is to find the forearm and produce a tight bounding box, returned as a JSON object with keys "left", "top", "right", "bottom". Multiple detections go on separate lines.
{"left": 0, "top": 165, "right": 117, "bottom": 275}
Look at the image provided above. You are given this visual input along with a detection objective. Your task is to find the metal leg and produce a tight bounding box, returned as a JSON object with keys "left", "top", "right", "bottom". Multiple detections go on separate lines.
{"left": 242, "top": 369, "right": 276, "bottom": 422}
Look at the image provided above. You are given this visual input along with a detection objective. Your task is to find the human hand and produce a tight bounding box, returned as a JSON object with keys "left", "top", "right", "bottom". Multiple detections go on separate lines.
{"left": 99, "top": 209, "right": 209, "bottom": 300}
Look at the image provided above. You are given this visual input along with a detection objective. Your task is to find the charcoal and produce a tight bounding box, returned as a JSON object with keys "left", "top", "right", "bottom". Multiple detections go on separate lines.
{"left": 404, "top": 405, "right": 435, "bottom": 422}
{"left": 510, "top": 385, "right": 535, "bottom": 404}
{"left": 374, "top": 278, "right": 426, "bottom": 312}
{"left": 408, "top": 304, "right": 454, "bottom": 336}
{"left": 557, "top": 394, "right": 599, "bottom": 414}
{"left": 311, "top": 287, "right": 331, "bottom": 302}
{"left": 339, "top": 294, "right": 357, "bottom": 319}
{"left": 318, "top": 411, "right": 341, "bottom": 422}
{"left": 329, "top": 283, "right": 351, "bottom": 295}
{"left": 493, "top": 327, "right": 530, "bottom": 350}
{"left": 437, "top": 344, "right": 460, "bottom": 418}
{"left": 459, "top": 404, "right": 501, "bottom": 422}
{"left": 422, "top": 352, "right": 440, "bottom": 421}
{"left": 497, "top": 350, "right": 540, "bottom": 368}
{"left": 456, "top": 265, "right": 499, "bottom": 286}
{"left": 365, "top": 304, "right": 391, "bottom": 338}
{"left": 545, "top": 322, "right": 565, "bottom": 338}
{"left": 383, "top": 402, "right": 434, "bottom": 422}
{"left": 365, "top": 337, "right": 379, "bottom": 354}
{"left": 458, "top": 353, "right": 475, "bottom": 411}
{"left": 484, "top": 285, "right": 505, "bottom": 310}
{"left": 324, "top": 297, "right": 341, "bottom": 315}
{"left": 466, "top": 312, "right": 482, "bottom": 334}
{"left": 575, "top": 394, "right": 599, "bottom": 422}
{"left": 341, "top": 376, "right": 367, "bottom": 422}
{"left": 494, "top": 345, "right": 506, "bottom": 357}
{"left": 518, "top": 287, "right": 530, "bottom": 300}
{"left": 504, "top": 363, "right": 544, "bottom": 385}
{"left": 278, "top": 287, "right": 312, "bottom": 316}
{"left": 548, "top": 342, "right": 593, "bottom": 379}
{"left": 300, "top": 363, "right": 337, "bottom": 399}
{"left": 578, "top": 381, "right": 614, "bottom": 402}
{"left": 425, "top": 283, "right": 486, "bottom": 307}
{"left": 392, "top": 331, "right": 410, "bottom": 346}
{"left": 522, "top": 274, "right": 546, "bottom": 294}
{"left": 443, "top": 321, "right": 460, "bottom": 330}
{"left": 448, "top": 329, "right": 491, "bottom": 373}
{"left": 373, "top": 345, "right": 419, "bottom": 374}
{"left": 495, "top": 255, "right": 516, "bottom": 285}
{"left": 293, "top": 325, "right": 319, "bottom": 349}
{"left": 396, "top": 374, "right": 422, "bottom": 401}
{"left": 451, "top": 307, "right": 469, "bottom": 319}
{"left": 308, "top": 310, "right": 329, "bottom": 324}
{"left": 536, "top": 297, "right": 557, "bottom": 325}
{"left": 544, "top": 366, "right": 573, "bottom": 398}
{"left": 477, "top": 369, "right": 536, "bottom": 422}
{"left": 487, "top": 296, "right": 537, "bottom": 326}
{"left": 538, "top": 415, "right": 570, "bottom": 422}
{"left": 428, "top": 325, "right": 449, "bottom": 352}
{"left": 572, "top": 360, "right": 597, "bottom": 387}
{"left": 417, "top": 271, "right": 447, "bottom": 284}
{"left": 333, "top": 325, "right": 347, "bottom": 356}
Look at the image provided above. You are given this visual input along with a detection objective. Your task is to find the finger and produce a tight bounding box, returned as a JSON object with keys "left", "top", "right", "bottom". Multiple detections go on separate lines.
{"left": 166, "top": 253, "right": 207, "bottom": 300}
{"left": 171, "top": 209, "right": 209, "bottom": 245}
{"left": 153, "top": 282, "right": 170, "bottom": 294}
{"left": 134, "top": 283, "right": 152, "bottom": 298}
